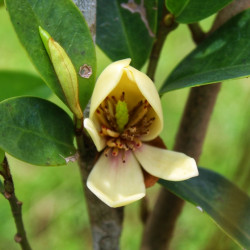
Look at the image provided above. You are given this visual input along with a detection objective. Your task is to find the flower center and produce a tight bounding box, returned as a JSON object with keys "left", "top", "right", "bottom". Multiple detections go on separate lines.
{"left": 96, "top": 92, "right": 155, "bottom": 162}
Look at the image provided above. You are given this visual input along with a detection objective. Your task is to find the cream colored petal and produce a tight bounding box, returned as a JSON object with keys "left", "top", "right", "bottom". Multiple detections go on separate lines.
{"left": 87, "top": 151, "right": 146, "bottom": 207}
{"left": 134, "top": 144, "right": 199, "bottom": 181}
{"left": 89, "top": 59, "right": 131, "bottom": 119}
{"left": 126, "top": 66, "right": 163, "bottom": 140}
{"left": 84, "top": 118, "right": 106, "bottom": 152}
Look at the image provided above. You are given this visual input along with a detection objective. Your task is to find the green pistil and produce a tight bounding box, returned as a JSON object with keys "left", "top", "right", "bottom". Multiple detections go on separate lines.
{"left": 115, "top": 100, "right": 129, "bottom": 132}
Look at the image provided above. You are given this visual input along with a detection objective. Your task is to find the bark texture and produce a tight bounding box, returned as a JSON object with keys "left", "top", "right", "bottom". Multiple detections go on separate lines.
{"left": 73, "top": 0, "right": 96, "bottom": 42}
{"left": 0, "top": 158, "right": 32, "bottom": 250}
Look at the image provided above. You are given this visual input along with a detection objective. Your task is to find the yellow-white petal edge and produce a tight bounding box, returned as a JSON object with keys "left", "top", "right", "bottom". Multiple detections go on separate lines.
{"left": 87, "top": 152, "right": 145, "bottom": 207}
{"left": 126, "top": 66, "right": 163, "bottom": 140}
{"left": 84, "top": 118, "right": 105, "bottom": 152}
{"left": 134, "top": 144, "right": 199, "bottom": 181}
{"left": 89, "top": 59, "right": 131, "bottom": 119}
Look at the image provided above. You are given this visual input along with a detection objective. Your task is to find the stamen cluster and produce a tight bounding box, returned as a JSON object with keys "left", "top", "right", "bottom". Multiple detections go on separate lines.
{"left": 96, "top": 92, "right": 155, "bottom": 162}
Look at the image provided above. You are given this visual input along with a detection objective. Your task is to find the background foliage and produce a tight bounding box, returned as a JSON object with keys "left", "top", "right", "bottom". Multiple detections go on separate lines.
{"left": 0, "top": 4, "right": 250, "bottom": 250}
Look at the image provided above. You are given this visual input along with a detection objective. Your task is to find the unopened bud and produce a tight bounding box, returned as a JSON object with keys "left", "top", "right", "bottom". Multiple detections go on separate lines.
{"left": 39, "top": 26, "right": 83, "bottom": 119}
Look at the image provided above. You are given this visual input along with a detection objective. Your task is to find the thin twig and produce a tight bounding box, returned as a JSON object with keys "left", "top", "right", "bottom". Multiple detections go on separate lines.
{"left": 146, "top": 7, "right": 178, "bottom": 81}
{"left": 0, "top": 157, "right": 32, "bottom": 250}
{"left": 188, "top": 23, "right": 206, "bottom": 44}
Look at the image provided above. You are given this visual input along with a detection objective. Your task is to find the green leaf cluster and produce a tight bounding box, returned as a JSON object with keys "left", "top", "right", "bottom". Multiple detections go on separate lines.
{"left": 2, "top": 0, "right": 97, "bottom": 166}
{"left": 5, "top": 0, "right": 96, "bottom": 111}
{"left": 161, "top": 9, "right": 250, "bottom": 93}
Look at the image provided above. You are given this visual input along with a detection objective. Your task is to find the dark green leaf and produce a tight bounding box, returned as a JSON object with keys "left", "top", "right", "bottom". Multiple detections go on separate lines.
{"left": 160, "top": 9, "right": 250, "bottom": 93}
{"left": 159, "top": 168, "right": 250, "bottom": 249}
{"left": 0, "top": 97, "right": 76, "bottom": 166}
{"left": 166, "top": 0, "right": 233, "bottom": 23}
{"left": 5, "top": 0, "right": 96, "bottom": 111}
{"left": 97, "top": 0, "right": 157, "bottom": 69}
{"left": 0, "top": 71, "right": 51, "bottom": 102}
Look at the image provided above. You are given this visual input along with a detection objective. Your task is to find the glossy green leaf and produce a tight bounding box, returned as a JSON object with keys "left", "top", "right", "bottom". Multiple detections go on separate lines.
{"left": 0, "top": 71, "right": 51, "bottom": 102}
{"left": 160, "top": 9, "right": 250, "bottom": 93}
{"left": 166, "top": 0, "right": 233, "bottom": 23}
{"left": 5, "top": 0, "right": 96, "bottom": 111}
{"left": 159, "top": 168, "right": 250, "bottom": 249}
{"left": 96, "top": 0, "right": 157, "bottom": 69}
{"left": 0, "top": 97, "right": 76, "bottom": 166}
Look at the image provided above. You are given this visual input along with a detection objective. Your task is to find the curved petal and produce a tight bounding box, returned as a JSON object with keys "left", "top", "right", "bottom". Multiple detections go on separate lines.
{"left": 134, "top": 144, "right": 199, "bottom": 181}
{"left": 89, "top": 59, "right": 131, "bottom": 119}
{"left": 126, "top": 66, "right": 163, "bottom": 140}
{"left": 87, "top": 152, "right": 145, "bottom": 207}
{"left": 84, "top": 118, "right": 106, "bottom": 151}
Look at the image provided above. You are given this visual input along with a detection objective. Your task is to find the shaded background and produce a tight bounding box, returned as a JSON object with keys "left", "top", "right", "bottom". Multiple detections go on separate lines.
{"left": 0, "top": 5, "right": 249, "bottom": 250}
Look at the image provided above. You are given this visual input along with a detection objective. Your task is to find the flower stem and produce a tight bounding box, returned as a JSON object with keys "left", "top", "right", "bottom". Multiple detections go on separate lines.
{"left": 74, "top": 115, "right": 84, "bottom": 135}
{"left": 0, "top": 157, "right": 32, "bottom": 250}
{"left": 146, "top": 7, "right": 178, "bottom": 81}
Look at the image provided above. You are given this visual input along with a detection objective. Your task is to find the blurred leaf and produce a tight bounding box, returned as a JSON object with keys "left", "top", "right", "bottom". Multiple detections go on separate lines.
{"left": 166, "top": 0, "right": 233, "bottom": 23}
{"left": 159, "top": 168, "right": 250, "bottom": 249}
{"left": 0, "top": 97, "right": 76, "bottom": 166}
{"left": 0, "top": 148, "right": 4, "bottom": 174}
{"left": 0, "top": 71, "right": 52, "bottom": 102}
{"left": 0, "top": 148, "right": 4, "bottom": 164}
{"left": 165, "top": 0, "right": 188, "bottom": 17}
{"left": 5, "top": 0, "right": 96, "bottom": 111}
{"left": 160, "top": 9, "right": 250, "bottom": 93}
{"left": 0, "top": 0, "right": 4, "bottom": 7}
{"left": 0, "top": 179, "right": 3, "bottom": 195}
{"left": 96, "top": 0, "right": 157, "bottom": 69}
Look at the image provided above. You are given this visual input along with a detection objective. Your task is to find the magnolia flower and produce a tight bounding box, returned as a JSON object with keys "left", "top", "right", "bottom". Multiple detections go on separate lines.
{"left": 84, "top": 59, "right": 198, "bottom": 207}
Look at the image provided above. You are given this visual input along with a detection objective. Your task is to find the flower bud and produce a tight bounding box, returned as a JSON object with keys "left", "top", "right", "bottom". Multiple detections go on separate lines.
{"left": 39, "top": 26, "right": 83, "bottom": 119}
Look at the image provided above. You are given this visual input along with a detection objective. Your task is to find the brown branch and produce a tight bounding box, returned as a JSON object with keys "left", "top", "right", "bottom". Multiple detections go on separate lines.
{"left": 188, "top": 23, "right": 206, "bottom": 44}
{"left": 141, "top": 1, "right": 250, "bottom": 249}
{"left": 146, "top": 7, "right": 178, "bottom": 81}
{"left": 0, "top": 157, "right": 32, "bottom": 250}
